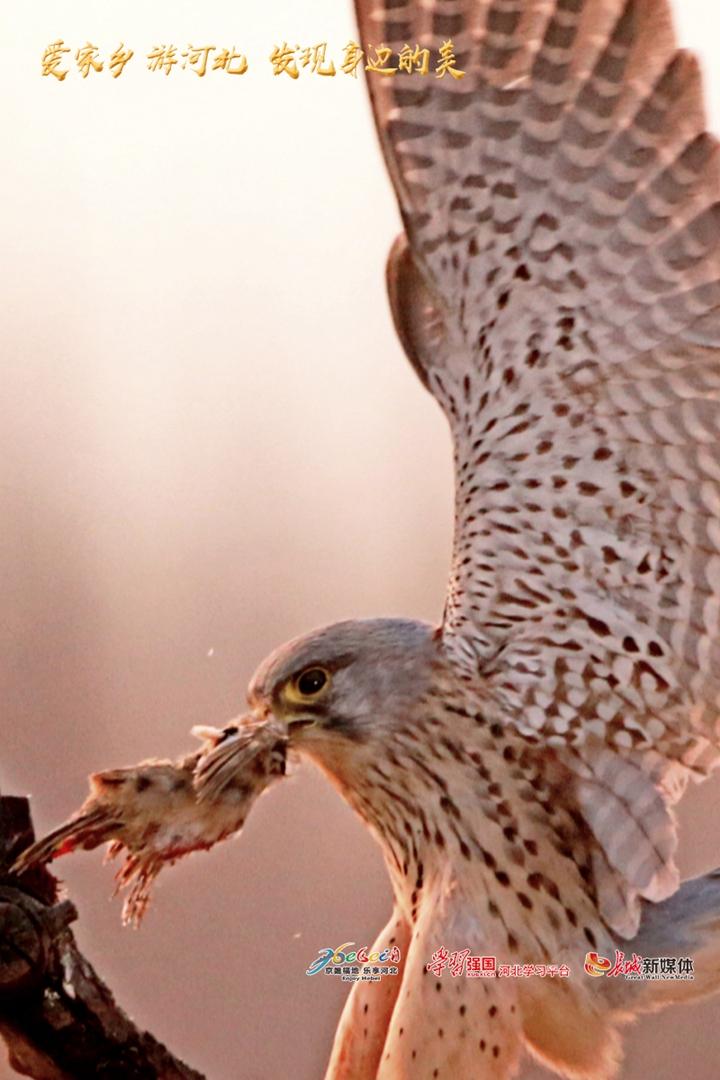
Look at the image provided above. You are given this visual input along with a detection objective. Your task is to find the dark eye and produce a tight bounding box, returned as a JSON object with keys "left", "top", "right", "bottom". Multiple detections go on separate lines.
{"left": 295, "top": 667, "right": 328, "bottom": 697}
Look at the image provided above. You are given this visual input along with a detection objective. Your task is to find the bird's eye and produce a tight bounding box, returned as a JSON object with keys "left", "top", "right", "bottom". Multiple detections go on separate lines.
{"left": 295, "top": 667, "right": 329, "bottom": 698}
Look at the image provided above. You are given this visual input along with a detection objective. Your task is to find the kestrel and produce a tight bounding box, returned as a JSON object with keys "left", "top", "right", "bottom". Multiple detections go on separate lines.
{"left": 15, "top": 0, "right": 720, "bottom": 1077}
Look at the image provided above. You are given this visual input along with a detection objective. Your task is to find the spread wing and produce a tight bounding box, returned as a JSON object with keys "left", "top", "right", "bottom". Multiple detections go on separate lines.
{"left": 358, "top": 0, "right": 720, "bottom": 929}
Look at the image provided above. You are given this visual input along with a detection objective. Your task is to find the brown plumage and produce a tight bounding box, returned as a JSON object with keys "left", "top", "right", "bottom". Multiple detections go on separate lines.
{"left": 13, "top": 720, "right": 287, "bottom": 925}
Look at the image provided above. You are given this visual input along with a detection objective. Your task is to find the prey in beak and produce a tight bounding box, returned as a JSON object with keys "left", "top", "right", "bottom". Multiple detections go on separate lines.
{"left": 13, "top": 716, "right": 288, "bottom": 926}
{"left": 193, "top": 713, "right": 288, "bottom": 802}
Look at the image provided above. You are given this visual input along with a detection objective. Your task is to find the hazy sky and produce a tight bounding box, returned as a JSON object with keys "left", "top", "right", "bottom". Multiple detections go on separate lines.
{"left": 3, "top": 3, "right": 720, "bottom": 1078}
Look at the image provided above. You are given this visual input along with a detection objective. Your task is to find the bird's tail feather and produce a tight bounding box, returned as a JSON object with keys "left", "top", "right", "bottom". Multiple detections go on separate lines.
{"left": 11, "top": 808, "right": 120, "bottom": 875}
{"left": 605, "top": 867, "right": 720, "bottom": 1015}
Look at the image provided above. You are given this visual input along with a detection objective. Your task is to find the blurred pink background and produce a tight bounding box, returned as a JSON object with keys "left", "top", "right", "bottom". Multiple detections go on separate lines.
{"left": 3, "top": 2, "right": 720, "bottom": 1077}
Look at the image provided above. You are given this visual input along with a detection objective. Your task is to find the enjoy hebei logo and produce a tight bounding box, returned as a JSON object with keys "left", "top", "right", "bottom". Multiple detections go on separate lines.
{"left": 306, "top": 942, "right": 401, "bottom": 981}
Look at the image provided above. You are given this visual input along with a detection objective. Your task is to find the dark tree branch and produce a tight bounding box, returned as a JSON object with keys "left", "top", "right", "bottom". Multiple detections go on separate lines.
{"left": 0, "top": 791, "right": 205, "bottom": 1079}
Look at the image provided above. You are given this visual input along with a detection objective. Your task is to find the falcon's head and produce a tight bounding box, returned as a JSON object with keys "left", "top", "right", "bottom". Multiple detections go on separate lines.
{"left": 249, "top": 618, "right": 438, "bottom": 753}
{"left": 193, "top": 618, "right": 441, "bottom": 807}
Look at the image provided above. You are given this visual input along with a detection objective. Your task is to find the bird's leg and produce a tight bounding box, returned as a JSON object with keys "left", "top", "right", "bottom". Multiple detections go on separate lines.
{"left": 108, "top": 849, "right": 166, "bottom": 927}
{"left": 324, "top": 907, "right": 411, "bottom": 1080}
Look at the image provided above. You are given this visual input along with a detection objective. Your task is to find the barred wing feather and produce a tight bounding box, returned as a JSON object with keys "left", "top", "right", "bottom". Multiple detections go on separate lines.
{"left": 356, "top": 0, "right": 720, "bottom": 929}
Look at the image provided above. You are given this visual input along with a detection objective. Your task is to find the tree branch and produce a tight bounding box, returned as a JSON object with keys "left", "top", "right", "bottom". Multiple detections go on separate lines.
{"left": 0, "top": 791, "right": 205, "bottom": 1079}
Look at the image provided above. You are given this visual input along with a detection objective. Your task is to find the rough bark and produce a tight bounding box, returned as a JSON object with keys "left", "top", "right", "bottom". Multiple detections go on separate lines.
{"left": 0, "top": 792, "right": 205, "bottom": 1079}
